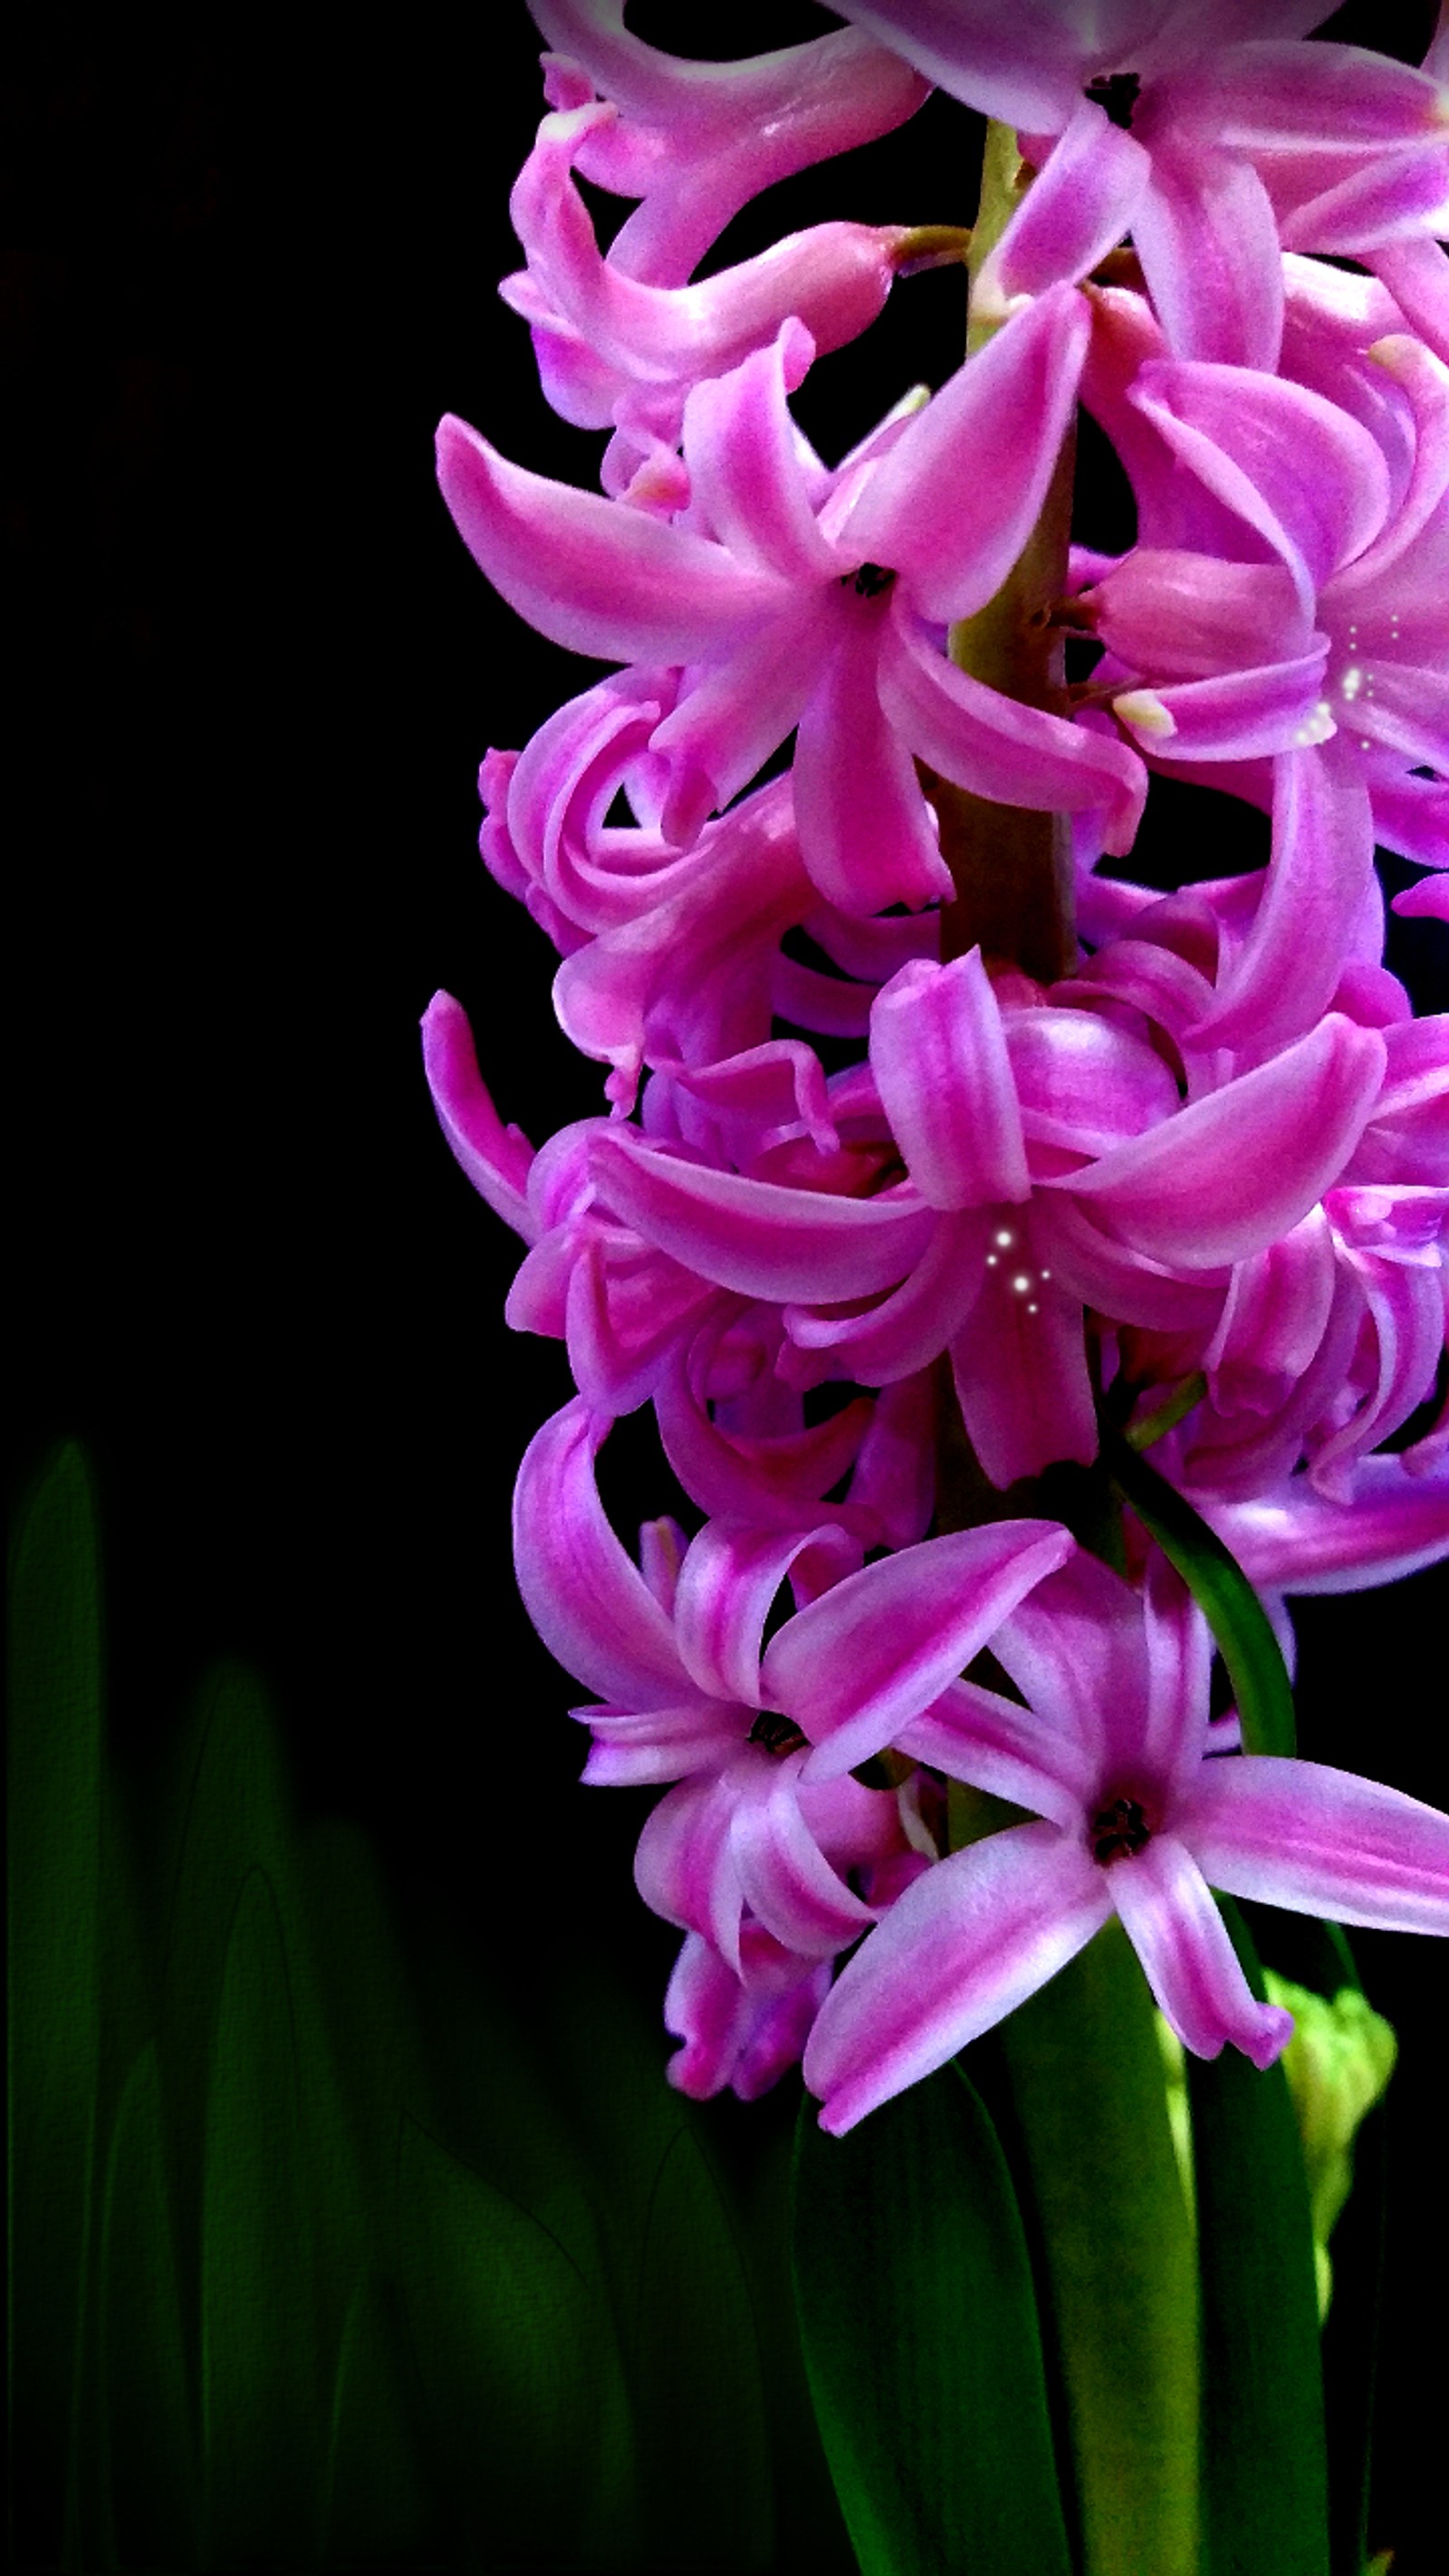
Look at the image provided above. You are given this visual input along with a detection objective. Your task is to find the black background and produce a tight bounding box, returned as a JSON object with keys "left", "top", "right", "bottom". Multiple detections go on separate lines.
{"left": 9, "top": 4, "right": 1447, "bottom": 2564}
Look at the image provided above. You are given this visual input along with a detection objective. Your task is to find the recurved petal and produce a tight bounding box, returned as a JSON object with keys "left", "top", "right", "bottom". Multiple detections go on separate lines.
{"left": 590, "top": 1127, "right": 938, "bottom": 1302}
{"left": 766, "top": 1519, "right": 1075, "bottom": 1780}
{"left": 421, "top": 992, "right": 538, "bottom": 1242}
{"left": 683, "top": 322, "right": 843, "bottom": 582}
{"left": 803, "top": 1823, "right": 1113, "bottom": 2136}
{"left": 784, "top": 1206, "right": 988, "bottom": 1384}
{"left": 842, "top": 285, "right": 1089, "bottom": 622}
{"left": 635, "top": 1771, "right": 746, "bottom": 1967}
{"left": 871, "top": 951, "right": 1031, "bottom": 1210}
{"left": 792, "top": 612, "right": 954, "bottom": 912}
{"left": 1131, "top": 141, "right": 1284, "bottom": 372}
{"left": 1108, "top": 1835, "right": 1294, "bottom": 2066}
{"left": 974, "top": 98, "right": 1150, "bottom": 313}
{"left": 897, "top": 1674, "right": 1100, "bottom": 1827}
{"left": 673, "top": 1520, "right": 863, "bottom": 1708}
{"left": 1185, "top": 749, "right": 1376, "bottom": 1057}
{"left": 1181, "top": 1755, "right": 1449, "bottom": 1935}
{"left": 436, "top": 412, "right": 786, "bottom": 661}
{"left": 989, "top": 1547, "right": 1149, "bottom": 1766}
{"left": 513, "top": 1399, "right": 687, "bottom": 1704}
{"left": 1050, "top": 1014, "right": 1387, "bottom": 1268}
{"left": 879, "top": 608, "right": 1147, "bottom": 854}
{"left": 950, "top": 1254, "right": 1099, "bottom": 1490}
{"left": 730, "top": 1753, "right": 879, "bottom": 1956}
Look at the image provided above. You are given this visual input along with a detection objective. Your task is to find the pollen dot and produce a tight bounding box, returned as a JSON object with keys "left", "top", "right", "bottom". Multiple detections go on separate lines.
{"left": 994, "top": 1229, "right": 1016, "bottom": 1248}
{"left": 985, "top": 1254, "right": 998, "bottom": 1266}
{"left": 1039, "top": 1267, "right": 1051, "bottom": 1281}
{"left": 1012, "top": 1273, "right": 1032, "bottom": 1293}
{"left": 1026, "top": 1302, "right": 1039, "bottom": 1314}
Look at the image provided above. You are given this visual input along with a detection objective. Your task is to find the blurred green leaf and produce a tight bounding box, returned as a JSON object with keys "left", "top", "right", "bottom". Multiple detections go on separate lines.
{"left": 319, "top": 2268, "right": 439, "bottom": 2571}
{"left": 396, "top": 2112, "right": 635, "bottom": 2570}
{"left": 631, "top": 2120, "right": 773, "bottom": 2571}
{"left": 1101, "top": 1425, "right": 1296, "bottom": 1756}
{"left": 96, "top": 2041, "right": 199, "bottom": 2571}
{"left": 7, "top": 1442, "right": 103, "bottom": 2568}
{"left": 1189, "top": 1898, "right": 1330, "bottom": 2576}
{"left": 200, "top": 1865, "right": 325, "bottom": 2564}
{"left": 792, "top": 2062, "right": 1073, "bottom": 2576}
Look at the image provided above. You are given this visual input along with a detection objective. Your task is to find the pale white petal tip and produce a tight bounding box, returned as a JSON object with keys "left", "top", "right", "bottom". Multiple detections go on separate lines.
{"left": 1113, "top": 688, "right": 1178, "bottom": 741}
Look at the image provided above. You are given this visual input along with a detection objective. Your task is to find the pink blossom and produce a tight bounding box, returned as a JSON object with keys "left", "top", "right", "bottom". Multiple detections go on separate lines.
{"left": 832, "top": 5, "right": 1449, "bottom": 368}
{"left": 526, "top": 3, "right": 929, "bottom": 288}
{"left": 803, "top": 1552, "right": 1449, "bottom": 2132}
{"left": 662, "top": 1925, "right": 833, "bottom": 2102}
{"left": 436, "top": 292, "right": 1145, "bottom": 913}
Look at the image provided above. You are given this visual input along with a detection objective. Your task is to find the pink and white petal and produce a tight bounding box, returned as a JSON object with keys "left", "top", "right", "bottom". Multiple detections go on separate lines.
{"left": 1130, "top": 142, "right": 1284, "bottom": 373}
{"left": 818, "top": 5, "right": 1089, "bottom": 130}
{"left": 1031, "top": 1194, "right": 1229, "bottom": 1333}
{"left": 421, "top": 992, "right": 538, "bottom": 1242}
{"left": 1182, "top": 40, "right": 1449, "bottom": 153}
{"left": 843, "top": 286, "right": 1089, "bottom": 621}
{"left": 1108, "top": 1835, "right": 1293, "bottom": 2067}
{"left": 785, "top": 1207, "right": 988, "bottom": 1384}
{"left": 1140, "top": 1556, "right": 1214, "bottom": 1797}
{"left": 683, "top": 324, "right": 844, "bottom": 583}
{"left": 803, "top": 1824, "right": 1113, "bottom": 2137}
{"left": 950, "top": 1257, "right": 1099, "bottom": 1490}
{"left": 673, "top": 1519, "right": 863, "bottom": 1707}
{"left": 1007, "top": 1005, "right": 1184, "bottom": 1158}
{"left": 590, "top": 1128, "right": 938, "bottom": 1302}
{"left": 662, "top": 1932, "right": 756, "bottom": 2101}
{"left": 1329, "top": 339, "right": 1449, "bottom": 597}
{"left": 1279, "top": 147, "right": 1449, "bottom": 259}
{"left": 657, "top": 1350, "right": 875, "bottom": 1533}
{"left": 989, "top": 1547, "right": 1148, "bottom": 1771}
{"left": 435, "top": 415, "right": 786, "bottom": 662}
{"left": 1186, "top": 749, "right": 1376, "bottom": 1057}
{"left": 871, "top": 952, "right": 1031, "bottom": 1210}
{"left": 897, "top": 1674, "right": 1100, "bottom": 1827}
{"left": 1129, "top": 362, "right": 1393, "bottom": 603}
{"left": 1052, "top": 1014, "right": 1388, "bottom": 1268}
{"left": 513, "top": 1399, "right": 687, "bottom": 1703}
{"left": 1117, "top": 650, "right": 1332, "bottom": 764}
{"left": 792, "top": 614, "right": 953, "bottom": 913}
{"left": 634, "top": 1772, "right": 746, "bottom": 1967}
{"left": 768, "top": 1520, "right": 1075, "bottom": 1782}
{"left": 1339, "top": 662, "right": 1449, "bottom": 778}
{"left": 879, "top": 609, "right": 1147, "bottom": 855}
{"left": 1366, "top": 237, "right": 1449, "bottom": 370}
{"left": 1182, "top": 1756, "right": 1449, "bottom": 1935}
{"left": 974, "top": 100, "right": 1150, "bottom": 312}
{"left": 1088, "top": 550, "right": 1312, "bottom": 680}
{"left": 578, "top": 1699, "right": 746, "bottom": 1786}
{"left": 648, "top": 596, "right": 835, "bottom": 837}
{"left": 730, "top": 1753, "right": 878, "bottom": 1957}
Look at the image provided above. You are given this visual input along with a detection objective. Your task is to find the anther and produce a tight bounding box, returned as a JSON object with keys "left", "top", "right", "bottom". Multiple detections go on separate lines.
{"left": 749, "top": 1710, "right": 808, "bottom": 1757}
{"left": 1091, "top": 1794, "right": 1151, "bottom": 1864}
{"left": 1085, "top": 71, "right": 1141, "bottom": 130}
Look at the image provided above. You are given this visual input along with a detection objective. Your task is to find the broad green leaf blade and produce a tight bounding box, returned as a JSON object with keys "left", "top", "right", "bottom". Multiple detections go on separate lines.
{"left": 632, "top": 2121, "right": 773, "bottom": 2572}
{"left": 97, "top": 2042, "right": 199, "bottom": 2571}
{"left": 7, "top": 1442, "right": 103, "bottom": 2569}
{"left": 998, "top": 1917, "right": 1201, "bottom": 2576}
{"left": 1188, "top": 1898, "right": 1329, "bottom": 2576}
{"left": 1101, "top": 1424, "right": 1296, "bottom": 1756}
{"left": 200, "top": 1865, "right": 325, "bottom": 2564}
{"left": 792, "top": 2062, "right": 1073, "bottom": 2576}
{"left": 396, "top": 2113, "right": 635, "bottom": 2570}
{"left": 319, "top": 2269, "right": 439, "bottom": 2571}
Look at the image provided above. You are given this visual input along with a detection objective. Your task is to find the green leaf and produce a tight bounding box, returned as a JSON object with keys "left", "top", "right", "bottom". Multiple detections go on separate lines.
{"left": 1188, "top": 1898, "right": 1330, "bottom": 2576}
{"left": 7, "top": 1442, "right": 103, "bottom": 2568}
{"left": 395, "top": 2112, "right": 635, "bottom": 2569}
{"left": 199, "top": 1865, "right": 325, "bottom": 2563}
{"left": 792, "top": 2061, "right": 1073, "bottom": 2576}
{"left": 319, "top": 2269, "right": 439, "bottom": 2571}
{"left": 631, "top": 2120, "right": 774, "bottom": 2571}
{"left": 997, "top": 1918, "right": 1200, "bottom": 2576}
{"left": 96, "top": 2043, "right": 199, "bottom": 2571}
{"left": 1100, "top": 1423, "right": 1296, "bottom": 1756}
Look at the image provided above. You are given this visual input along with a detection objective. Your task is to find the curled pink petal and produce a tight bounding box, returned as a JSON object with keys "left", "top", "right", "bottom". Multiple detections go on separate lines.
{"left": 792, "top": 608, "right": 953, "bottom": 913}
{"left": 513, "top": 1400, "right": 686, "bottom": 1704}
{"left": 1186, "top": 750, "right": 1376, "bottom": 1057}
{"left": 673, "top": 1520, "right": 861, "bottom": 1708}
{"left": 871, "top": 951, "right": 1030, "bottom": 1211}
{"left": 974, "top": 99, "right": 1150, "bottom": 312}
{"left": 897, "top": 1675, "right": 1101, "bottom": 1829}
{"left": 421, "top": 992, "right": 537, "bottom": 1242}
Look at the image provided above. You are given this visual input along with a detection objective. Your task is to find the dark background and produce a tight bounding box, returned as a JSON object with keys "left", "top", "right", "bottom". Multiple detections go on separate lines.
{"left": 8, "top": 4, "right": 1447, "bottom": 2565}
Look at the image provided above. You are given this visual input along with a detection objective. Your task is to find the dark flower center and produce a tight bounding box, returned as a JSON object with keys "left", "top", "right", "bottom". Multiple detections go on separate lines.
{"left": 1090, "top": 1794, "right": 1151, "bottom": 1864}
{"left": 749, "top": 1710, "right": 809, "bottom": 1757}
{"left": 1085, "top": 72, "right": 1141, "bottom": 130}
{"left": 846, "top": 562, "right": 896, "bottom": 598}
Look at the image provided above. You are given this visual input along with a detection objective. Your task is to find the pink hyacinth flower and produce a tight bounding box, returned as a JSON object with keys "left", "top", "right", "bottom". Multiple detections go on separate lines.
{"left": 804, "top": 1551, "right": 1449, "bottom": 2132}
{"left": 832, "top": 4, "right": 1449, "bottom": 369}
{"left": 436, "top": 292, "right": 1145, "bottom": 913}
{"left": 503, "top": 100, "right": 921, "bottom": 492}
{"left": 526, "top": 2, "right": 929, "bottom": 288}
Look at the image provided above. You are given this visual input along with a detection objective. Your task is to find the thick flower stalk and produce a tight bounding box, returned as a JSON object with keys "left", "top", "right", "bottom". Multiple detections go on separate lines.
{"left": 424, "top": 8, "right": 1449, "bottom": 2564}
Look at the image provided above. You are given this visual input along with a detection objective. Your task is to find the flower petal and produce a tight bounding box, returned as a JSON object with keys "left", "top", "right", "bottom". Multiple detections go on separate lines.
{"left": 1182, "top": 1756, "right": 1449, "bottom": 1934}
{"left": 731, "top": 1753, "right": 878, "bottom": 1956}
{"left": 421, "top": 992, "right": 538, "bottom": 1242}
{"left": 513, "top": 1399, "right": 686, "bottom": 1704}
{"left": 949, "top": 1244, "right": 1098, "bottom": 1489}
{"left": 974, "top": 99, "right": 1151, "bottom": 312}
{"left": 792, "top": 610, "right": 954, "bottom": 912}
{"left": 673, "top": 1520, "right": 862, "bottom": 1708}
{"left": 768, "top": 1520, "right": 1075, "bottom": 1780}
{"left": 1108, "top": 1835, "right": 1293, "bottom": 2066}
{"left": 1185, "top": 749, "right": 1376, "bottom": 1057}
{"left": 1131, "top": 142, "right": 1284, "bottom": 372}
{"left": 436, "top": 411, "right": 786, "bottom": 661}
{"left": 803, "top": 1823, "right": 1112, "bottom": 2136}
{"left": 871, "top": 950, "right": 1031, "bottom": 1210}
{"left": 1051, "top": 1014, "right": 1388, "bottom": 1268}
{"left": 590, "top": 1127, "right": 938, "bottom": 1302}
{"left": 897, "top": 1675, "right": 1101, "bottom": 1827}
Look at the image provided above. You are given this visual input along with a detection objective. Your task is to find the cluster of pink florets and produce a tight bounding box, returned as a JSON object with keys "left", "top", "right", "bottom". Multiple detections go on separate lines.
{"left": 427, "top": 4, "right": 1449, "bottom": 2132}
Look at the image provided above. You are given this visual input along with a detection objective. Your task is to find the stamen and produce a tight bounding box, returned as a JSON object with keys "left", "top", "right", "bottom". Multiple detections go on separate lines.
{"left": 1091, "top": 1794, "right": 1151, "bottom": 1864}
{"left": 1085, "top": 72, "right": 1141, "bottom": 130}
{"left": 847, "top": 562, "right": 896, "bottom": 598}
{"left": 749, "top": 1710, "right": 808, "bottom": 1757}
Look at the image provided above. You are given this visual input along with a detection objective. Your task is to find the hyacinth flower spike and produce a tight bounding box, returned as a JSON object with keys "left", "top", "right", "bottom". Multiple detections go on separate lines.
{"left": 804, "top": 1551, "right": 1449, "bottom": 2133}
